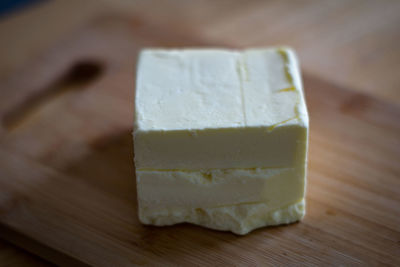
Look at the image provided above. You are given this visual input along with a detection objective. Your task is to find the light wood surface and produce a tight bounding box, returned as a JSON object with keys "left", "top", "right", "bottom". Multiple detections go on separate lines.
{"left": 0, "top": 1, "right": 399, "bottom": 266}
{"left": 0, "top": 16, "right": 399, "bottom": 266}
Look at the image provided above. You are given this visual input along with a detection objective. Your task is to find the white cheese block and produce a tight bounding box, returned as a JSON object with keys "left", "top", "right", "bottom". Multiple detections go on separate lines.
{"left": 133, "top": 47, "right": 308, "bottom": 235}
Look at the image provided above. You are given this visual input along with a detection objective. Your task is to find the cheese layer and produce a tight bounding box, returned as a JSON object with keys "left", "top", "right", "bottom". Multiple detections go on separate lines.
{"left": 134, "top": 48, "right": 308, "bottom": 170}
{"left": 137, "top": 167, "right": 305, "bottom": 234}
{"left": 135, "top": 125, "right": 307, "bottom": 169}
{"left": 137, "top": 167, "right": 305, "bottom": 209}
{"left": 139, "top": 199, "right": 305, "bottom": 235}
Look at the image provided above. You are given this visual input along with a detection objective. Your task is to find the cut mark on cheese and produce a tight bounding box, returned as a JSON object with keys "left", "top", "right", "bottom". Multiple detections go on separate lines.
{"left": 293, "top": 99, "right": 301, "bottom": 120}
{"left": 267, "top": 117, "right": 297, "bottom": 132}
{"left": 211, "top": 198, "right": 304, "bottom": 209}
{"left": 236, "top": 55, "right": 248, "bottom": 125}
{"left": 277, "top": 86, "right": 296, "bottom": 92}
{"left": 271, "top": 48, "right": 302, "bottom": 130}
{"left": 242, "top": 54, "right": 250, "bottom": 81}
{"left": 277, "top": 48, "right": 294, "bottom": 86}
{"left": 276, "top": 48, "right": 296, "bottom": 94}
{"left": 137, "top": 166, "right": 288, "bottom": 172}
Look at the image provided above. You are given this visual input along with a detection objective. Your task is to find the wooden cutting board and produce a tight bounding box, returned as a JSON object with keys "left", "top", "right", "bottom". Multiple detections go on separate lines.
{"left": 0, "top": 16, "right": 399, "bottom": 266}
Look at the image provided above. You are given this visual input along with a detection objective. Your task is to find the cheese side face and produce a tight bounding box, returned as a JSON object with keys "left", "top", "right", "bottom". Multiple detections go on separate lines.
{"left": 133, "top": 47, "right": 308, "bottom": 235}
{"left": 137, "top": 167, "right": 305, "bottom": 209}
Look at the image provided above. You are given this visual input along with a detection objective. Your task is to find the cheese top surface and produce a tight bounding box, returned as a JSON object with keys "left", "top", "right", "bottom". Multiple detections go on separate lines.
{"left": 135, "top": 48, "right": 307, "bottom": 132}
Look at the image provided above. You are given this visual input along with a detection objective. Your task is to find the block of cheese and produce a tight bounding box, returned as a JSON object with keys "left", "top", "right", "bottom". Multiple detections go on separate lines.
{"left": 133, "top": 47, "right": 308, "bottom": 235}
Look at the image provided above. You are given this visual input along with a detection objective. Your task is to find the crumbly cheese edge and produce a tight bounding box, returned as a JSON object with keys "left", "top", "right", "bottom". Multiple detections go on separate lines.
{"left": 138, "top": 199, "right": 305, "bottom": 235}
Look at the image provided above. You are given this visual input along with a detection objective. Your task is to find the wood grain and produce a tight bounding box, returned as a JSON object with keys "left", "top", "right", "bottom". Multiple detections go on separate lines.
{"left": 0, "top": 239, "right": 49, "bottom": 267}
{"left": 1, "top": 0, "right": 400, "bottom": 103}
{"left": 0, "top": 16, "right": 399, "bottom": 266}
